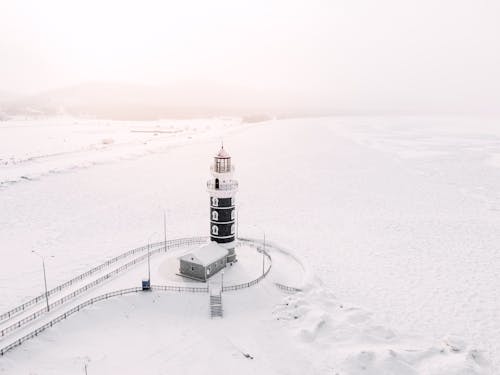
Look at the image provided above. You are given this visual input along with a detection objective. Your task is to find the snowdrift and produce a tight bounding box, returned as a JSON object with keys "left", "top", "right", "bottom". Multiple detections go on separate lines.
{"left": 274, "top": 281, "right": 491, "bottom": 374}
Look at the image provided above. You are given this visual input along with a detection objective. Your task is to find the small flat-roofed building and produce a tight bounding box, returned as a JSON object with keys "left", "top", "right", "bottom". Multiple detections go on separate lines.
{"left": 179, "top": 242, "right": 229, "bottom": 281}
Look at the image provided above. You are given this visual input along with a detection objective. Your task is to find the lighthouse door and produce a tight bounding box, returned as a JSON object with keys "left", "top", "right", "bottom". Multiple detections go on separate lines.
{"left": 215, "top": 178, "right": 219, "bottom": 189}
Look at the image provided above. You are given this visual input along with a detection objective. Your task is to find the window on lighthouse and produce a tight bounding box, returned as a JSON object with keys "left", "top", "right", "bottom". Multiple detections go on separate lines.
{"left": 212, "top": 211, "right": 218, "bottom": 221}
{"left": 230, "top": 224, "right": 235, "bottom": 234}
{"left": 231, "top": 210, "right": 235, "bottom": 220}
{"left": 211, "top": 197, "right": 218, "bottom": 206}
{"left": 212, "top": 225, "right": 219, "bottom": 235}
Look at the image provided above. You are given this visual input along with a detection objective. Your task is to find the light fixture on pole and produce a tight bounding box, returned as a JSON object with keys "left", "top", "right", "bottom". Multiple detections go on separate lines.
{"left": 147, "top": 232, "right": 159, "bottom": 283}
{"left": 221, "top": 270, "right": 225, "bottom": 292}
{"left": 252, "top": 225, "right": 266, "bottom": 276}
{"left": 32, "top": 250, "right": 53, "bottom": 312}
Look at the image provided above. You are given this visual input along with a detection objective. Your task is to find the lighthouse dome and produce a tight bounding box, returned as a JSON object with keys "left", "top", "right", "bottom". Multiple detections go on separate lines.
{"left": 212, "top": 145, "right": 233, "bottom": 174}
{"left": 216, "top": 147, "right": 230, "bottom": 158}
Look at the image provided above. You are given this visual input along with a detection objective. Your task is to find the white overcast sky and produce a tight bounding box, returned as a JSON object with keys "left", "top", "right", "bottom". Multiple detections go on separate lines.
{"left": 0, "top": 0, "right": 499, "bottom": 112}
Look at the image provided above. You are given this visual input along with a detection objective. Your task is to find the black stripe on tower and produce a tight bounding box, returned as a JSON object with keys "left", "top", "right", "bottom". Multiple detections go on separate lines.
{"left": 210, "top": 221, "right": 234, "bottom": 236}
{"left": 209, "top": 196, "right": 235, "bottom": 243}
{"left": 209, "top": 197, "right": 233, "bottom": 208}
{"left": 210, "top": 207, "right": 234, "bottom": 222}
{"left": 211, "top": 235, "right": 235, "bottom": 244}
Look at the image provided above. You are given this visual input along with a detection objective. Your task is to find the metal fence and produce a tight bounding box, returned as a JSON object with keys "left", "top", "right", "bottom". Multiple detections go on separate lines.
{"left": 0, "top": 282, "right": 213, "bottom": 356}
{"left": 0, "top": 237, "right": 207, "bottom": 336}
{"left": 238, "top": 237, "right": 304, "bottom": 294}
{"left": 0, "top": 287, "right": 142, "bottom": 356}
{"left": 0, "top": 241, "right": 165, "bottom": 323}
{"left": 151, "top": 285, "right": 208, "bottom": 293}
{"left": 222, "top": 249, "right": 272, "bottom": 292}
{"left": 0, "top": 237, "right": 278, "bottom": 356}
{"left": 206, "top": 181, "right": 239, "bottom": 190}
{"left": 274, "top": 283, "right": 302, "bottom": 293}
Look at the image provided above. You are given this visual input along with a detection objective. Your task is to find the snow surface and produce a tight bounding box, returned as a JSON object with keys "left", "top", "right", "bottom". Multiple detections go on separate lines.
{"left": 1, "top": 115, "right": 499, "bottom": 373}
{"left": 0, "top": 117, "right": 242, "bottom": 188}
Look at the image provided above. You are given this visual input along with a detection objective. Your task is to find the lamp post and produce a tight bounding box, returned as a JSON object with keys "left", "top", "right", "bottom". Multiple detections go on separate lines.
{"left": 32, "top": 250, "right": 53, "bottom": 312}
{"left": 252, "top": 225, "right": 266, "bottom": 276}
{"left": 147, "top": 232, "right": 159, "bottom": 283}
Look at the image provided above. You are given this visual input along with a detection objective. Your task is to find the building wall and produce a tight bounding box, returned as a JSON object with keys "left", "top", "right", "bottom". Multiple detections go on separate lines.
{"left": 206, "top": 257, "right": 227, "bottom": 278}
{"left": 179, "top": 260, "right": 206, "bottom": 281}
{"left": 225, "top": 246, "right": 236, "bottom": 262}
{"left": 179, "top": 256, "right": 228, "bottom": 281}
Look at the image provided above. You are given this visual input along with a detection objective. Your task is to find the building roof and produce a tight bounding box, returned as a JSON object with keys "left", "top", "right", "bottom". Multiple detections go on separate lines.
{"left": 180, "top": 242, "right": 228, "bottom": 266}
{"left": 216, "top": 147, "right": 230, "bottom": 158}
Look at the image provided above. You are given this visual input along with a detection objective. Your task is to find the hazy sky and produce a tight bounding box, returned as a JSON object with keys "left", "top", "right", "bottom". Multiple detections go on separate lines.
{"left": 1, "top": 0, "right": 499, "bottom": 112}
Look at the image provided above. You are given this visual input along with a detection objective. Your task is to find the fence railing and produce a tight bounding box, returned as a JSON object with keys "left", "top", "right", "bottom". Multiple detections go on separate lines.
{"left": 0, "top": 236, "right": 280, "bottom": 356}
{"left": 0, "top": 237, "right": 207, "bottom": 337}
{"left": 206, "top": 181, "right": 239, "bottom": 191}
{"left": 222, "top": 248, "right": 272, "bottom": 292}
{"left": 151, "top": 285, "right": 208, "bottom": 293}
{"left": 274, "top": 282, "right": 302, "bottom": 293}
{"left": 0, "top": 282, "right": 217, "bottom": 356}
{"left": 0, "top": 287, "right": 142, "bottom": 357}
{"left": 0, "top": 241, "right": 167, "bottom": 323}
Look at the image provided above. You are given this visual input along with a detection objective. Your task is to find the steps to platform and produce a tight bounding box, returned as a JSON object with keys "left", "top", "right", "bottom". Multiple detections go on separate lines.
{"left": 209, "top": 279, "right": 223, "bottom": 318}
{"left": 210, "top": 294, "right": 223, "bottom": 318}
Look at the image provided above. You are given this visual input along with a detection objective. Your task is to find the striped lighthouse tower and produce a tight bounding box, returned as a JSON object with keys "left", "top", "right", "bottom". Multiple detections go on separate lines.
{"left": 207, "top": 145, "right": 238, "bottom": 263}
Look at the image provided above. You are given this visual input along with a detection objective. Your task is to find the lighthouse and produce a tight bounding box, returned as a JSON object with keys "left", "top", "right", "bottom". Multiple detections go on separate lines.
{"left": 207, "top": 145, "right": 238, "bottom": 263}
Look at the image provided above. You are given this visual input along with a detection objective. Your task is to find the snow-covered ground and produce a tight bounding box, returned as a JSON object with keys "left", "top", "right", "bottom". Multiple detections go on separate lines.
{"left": 0, "top": 117, "right": 243, "bottom": 188}
{"left": 0, "top": 115, "right": 499, "bottom": 373}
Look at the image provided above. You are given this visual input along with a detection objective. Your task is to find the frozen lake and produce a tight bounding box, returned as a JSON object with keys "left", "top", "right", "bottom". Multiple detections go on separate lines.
{"left": 1, "top": 115, "right": 499, "bottom": 372}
